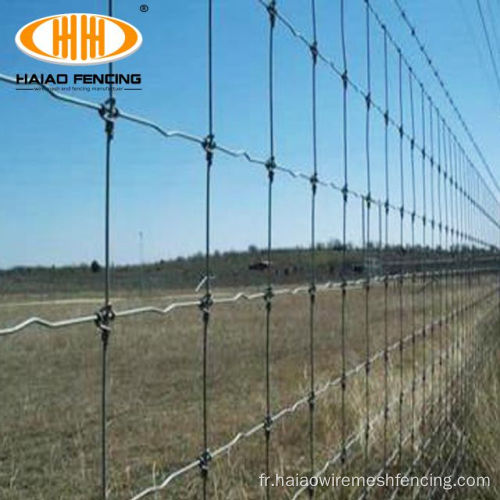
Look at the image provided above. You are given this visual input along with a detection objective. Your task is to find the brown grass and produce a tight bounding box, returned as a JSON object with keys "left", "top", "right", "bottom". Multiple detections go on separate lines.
{"left": 0, "top": 274, "right": 497, "bottom": 499}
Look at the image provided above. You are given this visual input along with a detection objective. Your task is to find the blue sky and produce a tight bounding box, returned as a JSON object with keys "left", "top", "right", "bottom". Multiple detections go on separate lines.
{"left": 1, "top": 0, "right": 499, "bottom": 268}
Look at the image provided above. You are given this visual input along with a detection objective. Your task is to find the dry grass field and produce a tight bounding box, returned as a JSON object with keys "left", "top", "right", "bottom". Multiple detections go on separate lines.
{"left": 0, "top": 273, "right": 498, "bottom": 499}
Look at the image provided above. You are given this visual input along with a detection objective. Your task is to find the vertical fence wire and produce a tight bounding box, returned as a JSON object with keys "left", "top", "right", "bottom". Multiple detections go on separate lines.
{"left": 459, "top": 145, "right": 467, "bottom": 442}
{"left": 397, "top": 47, "right": 405, "bottom": 467}
{"left": 363, "top": 3, "right": 372, "bottom": 495}
{"left": 340, "top": 0, "right": 349, "bottom": 484}
{"left": 462, "top": 145, "right": 469, "bottom": 442}
{"left": 442, "top": 116, "right": 450, "bottom": 431}
{"left": 451, "top": 136, "right": 459, "bottom": 444}
{"left": 458, "top": 141, "right": 465, "bottom": 447}
{"left": 264, "top": 2, "right": 276, "bottom": 498}
{"left": 382, "top": 24, "right": 390, "bottom": 477}
{"left": 428, "top": 96, "right": 435, "bottom": 440}
{"left": 97, "top": 1, "right": 115, "bottom": 498}
{"left": 308, "top": 0, "right": 318, "bottom": 496}
{"left": 199, "top": 0, "right": 215, "bottom": 495}
{"left": 436, "top": 105, "right": 445, "bottom": 478}
{"left": 408, "top": 65, "right": 417, "bottom": 466}
{"left": 447, "top": 124, "right": 456, "bottom": 438}
{"left": 420, "top": 82, "right": 427, "bottom": 455}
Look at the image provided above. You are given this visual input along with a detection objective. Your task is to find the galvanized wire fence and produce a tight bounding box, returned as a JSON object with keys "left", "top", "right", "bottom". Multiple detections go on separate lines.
{"left": 1, "top": 0, "right": 500, "bottom": 499}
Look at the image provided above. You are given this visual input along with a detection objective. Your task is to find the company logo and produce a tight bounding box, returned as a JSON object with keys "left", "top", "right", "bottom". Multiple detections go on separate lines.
{"left": 15, "top": 14, "right": 142, "bottom": 66}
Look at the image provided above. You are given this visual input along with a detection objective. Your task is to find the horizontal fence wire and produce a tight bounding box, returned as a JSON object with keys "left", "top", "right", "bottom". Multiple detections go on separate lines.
{"left": 130, "top": 284, "right": 498, "bottom": 500}
{"left": 389, "top": 0, "right": 500, "bottom": 195}
{"left": 0, "top": 267, "right": 495, "bottom": 337}
{"left": 1, "top": 0, "right": 499, "bottom": 499}
{"left": 1, "top": 72, "right": 498, "bottom": 243}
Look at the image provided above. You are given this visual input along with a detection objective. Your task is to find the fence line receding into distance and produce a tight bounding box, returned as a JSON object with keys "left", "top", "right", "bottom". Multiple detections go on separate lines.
{"left": 1, "top": 1, "right": 499, "bottom": 499}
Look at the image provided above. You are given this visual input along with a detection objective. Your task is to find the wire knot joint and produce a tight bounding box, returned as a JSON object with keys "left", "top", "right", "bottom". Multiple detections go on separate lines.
{"left": 202, "top": 134, "right": 216, "bottom": 166}
{"left": 310, "top": 173, "right": 318, "bottom": 194}
{"left": 365, "top": 192, "right": 372, "bottom": 209}
{"left": 99, "top": 98, "right": 119, "bottom": 138}
{"left": 199, "top": 293, "right": 213, "bottom": 321}
{"left": 365, "top": 92, "right": 371, "bottom": 110}
{"left": 341, "top": 70, "right": 348, "bottom": 90}
{"left": 198, "top": 450, "right": 212, "bottom": 476}
{"left": 308, "top": 284, "right": 316, "bottom": 302}
{"left": 310, "top": 41, "right": 318, "bottom": 64}
{"left": 342, "top": 183, "right": 348, "bottom": 203}
{"left": 267, "top": 0, "right": 277, "bottom": 28}
{"left": 264, "top": 286, "right": 273, "bottom": 312}
{"left": 308, "top": 391, "right": 316, "bottom": 410}
{"left": 95, "top": 304, "right": 115, "bottom": 341}
{"left": 264, "top": 414, "right": 273, "bottom": 435}
{"left": 266, "top": 156, "right": 276, "bottom": 182}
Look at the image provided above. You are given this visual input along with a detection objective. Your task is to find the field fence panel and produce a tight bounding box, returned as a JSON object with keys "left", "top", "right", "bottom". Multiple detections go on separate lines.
{"left": 1, "top": 0, "right": 499, "bottom": 499}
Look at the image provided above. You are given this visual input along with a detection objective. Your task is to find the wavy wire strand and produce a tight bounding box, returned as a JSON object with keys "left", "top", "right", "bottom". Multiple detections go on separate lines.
{"left": 129, "top": 285, "right": 498, "bottom": 500}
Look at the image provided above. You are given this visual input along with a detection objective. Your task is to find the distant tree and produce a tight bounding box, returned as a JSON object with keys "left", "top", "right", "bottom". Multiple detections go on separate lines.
{"left": 248, "top": 244, "right": 258, "bottom": 254}
{"left": 90, "top": 260, "right": 101, "bottom": 273}
{"left": 329, "top": 238, "right": 343, "bottom": 250}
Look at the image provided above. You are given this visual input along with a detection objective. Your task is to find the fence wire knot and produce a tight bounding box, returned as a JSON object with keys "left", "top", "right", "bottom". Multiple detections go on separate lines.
{"left": 267, "top": 0, "right": 276, "bottom": 27}
{"left": 198, "top": 450, "right": 212, "bottom": 477}
{"left": 310, "top": 173, "right": 318, "bottom": 194}
{"left": 264, "top": 286, "right": 273, "bottom": 312}
{"left": 98, "top": 98, "right": 119, "bottom": 138}
{"left": 365, "top": 192, "right": 372, "bottom": 209}
{"left": 202, "top": 134, "right": 216, "bottom": 166}
{"left": 310, "top": 41, "right": 318, "bottom": 64}
{"left": 95, "top": 304, "right": 115, "bottom": 338}
{"left": 365, "top": 92, "right": 371, "bottom": 109}
{"left": 308, "top": 391, "right": 316, "bottom": 409}
{"left": 199, "top": 293, "right": 213, "bottom": 316}
{"left": 341, "top": 70, "right": 348, "bottom": 90}
{"left": 341, "top": 183, "right": 348, "bottom": 202}
{"left": 266, "top": 156, "right": 276, "bottom": 182}
{"left": 264, "top": 414, "right": 273, "bottom": 435}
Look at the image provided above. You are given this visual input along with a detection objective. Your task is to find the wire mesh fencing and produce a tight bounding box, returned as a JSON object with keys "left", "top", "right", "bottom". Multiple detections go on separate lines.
{"left": 1, "top": 0, "right": 499, "bottom": 499}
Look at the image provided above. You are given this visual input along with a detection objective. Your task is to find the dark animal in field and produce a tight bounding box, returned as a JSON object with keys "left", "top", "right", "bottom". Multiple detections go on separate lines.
{"left": 248, "top": 260, "right": 271, "bottom": 271}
